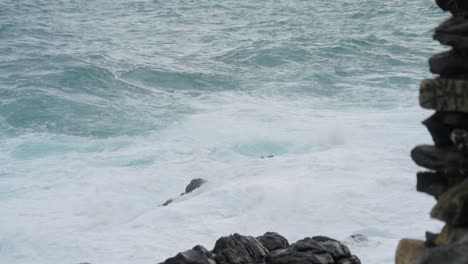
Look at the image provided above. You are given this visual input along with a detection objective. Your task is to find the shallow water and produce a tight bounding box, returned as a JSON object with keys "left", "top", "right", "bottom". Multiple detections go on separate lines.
{"left": 0, "top": 0, "right": 448, "bottom": 263}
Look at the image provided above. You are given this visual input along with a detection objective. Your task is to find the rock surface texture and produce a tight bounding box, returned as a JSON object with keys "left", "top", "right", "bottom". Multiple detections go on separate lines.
{"left": 396, "top": 1, "right": 468, "bottom": 263}
{"left": 159, "top": 233, "right": 360, "bottom": 264}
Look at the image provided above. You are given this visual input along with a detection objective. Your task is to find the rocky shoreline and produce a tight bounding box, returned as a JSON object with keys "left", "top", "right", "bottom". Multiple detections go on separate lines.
{"left": 396, "top": 0, "right": 468, "bottom": 263}
{"left": 159, "top": 232, "right": 360, "bottom": 264}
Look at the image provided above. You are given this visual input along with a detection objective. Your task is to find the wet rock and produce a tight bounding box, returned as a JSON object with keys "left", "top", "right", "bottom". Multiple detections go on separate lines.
{"left": 185, "top": 178, "right": 206, "bottom": 194}
{"left": 419, "top": 78, "right": 468, "bottom": 112}
{"left": 425, "top": 231, "right": 439, "bottom": 247}
{"left": 256, "top": 232, "right": 289, "bottom": 251}
{"left": 429, "top": 50, "right": 468, "bottom": 77}
{"left": 161, "top": 198, "right": 175, "bottom": 207}
{"left": 431, "top": 179, "right": 468, "bottom": 226}
{"left": 451, "top": 129, "right": 468, "bottom": 152}
{"left": 415, "top": 239, "right": 468, "bottom": 264}
{"left": 159, "top": 245, "right": 215, "bottom": 264}
{"left": 435, "top": 0, "right": 468, "bottom": 16}
{"left": 411, "top": 145, "right": 468, "bottom": 172}
{"left": 266, "top": 249, "right": 334, "bottom": 264}
{"left": 423, "top": 112, "right": 468, "bottom": 147}
{"left": 434, "top": 16, "right": 468, "bottom": 49}
{"left": 348, "top": 234, "right": 368, "bottom": 243}
{"left": 212, "top": 233, "right": 268, "bottom": 264}
{"left": 336, "top": 255, "right": 361, "bottom": 264}
{"left": 417, "top": 171, "right": 450, "bottom": 199}
{"left": 434, "top": 225, "right": 468, "bottom": 245}
{"left": 395, "top": 239, "right": 427, "bottom": 264}
{"left": 266, "top": 236, "right": 354, "bottom": 264}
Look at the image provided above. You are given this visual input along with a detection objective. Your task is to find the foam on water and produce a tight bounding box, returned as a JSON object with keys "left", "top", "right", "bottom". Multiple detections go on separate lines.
{"left": 0, "top": 0, "right": 448, "bottom": 263}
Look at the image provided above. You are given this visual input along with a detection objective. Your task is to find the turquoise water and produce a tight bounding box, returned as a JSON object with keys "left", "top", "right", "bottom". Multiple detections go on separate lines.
{"left": 0, "top": 1, "right": 447, "bottom": 263}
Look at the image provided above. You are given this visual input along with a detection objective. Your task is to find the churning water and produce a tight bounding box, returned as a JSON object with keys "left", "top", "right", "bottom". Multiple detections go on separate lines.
{"left": 0, "top": 0, "right": 448, "bottom": 263}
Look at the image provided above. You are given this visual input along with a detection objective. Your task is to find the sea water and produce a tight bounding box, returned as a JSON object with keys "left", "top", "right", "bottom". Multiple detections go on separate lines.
{"left": 0, "top": 0, "right": 447, "bottom": 263}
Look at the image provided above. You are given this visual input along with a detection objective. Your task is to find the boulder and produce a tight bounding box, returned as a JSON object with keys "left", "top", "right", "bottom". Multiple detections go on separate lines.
{"left": 256, "top": 232, "right": 289, "bottom": 251}
{"left": 159, "top": 245, "right": 215, "bottom": 264}
{"left": 395, "top": 239, "right": 427, "bottom": 264}
{"left": 411, "top": 145, "right": 468, "bottom": 172}
{"left": 419, "top": 78, "right": 468, "bottom": 112}
{"left": 429, "top": 50, "right": 468, "bottom": 77}
{"left": 212, "top": 233, "right": 268, "bottom": 264}
{"left": 431, "top": 179, "right": 468, "bottom": 226}
{"left": 266, "top": 236, "right": 355, "bottom": 264}
{"left": 434, "top": 16, "right": 468, "bottom": 49}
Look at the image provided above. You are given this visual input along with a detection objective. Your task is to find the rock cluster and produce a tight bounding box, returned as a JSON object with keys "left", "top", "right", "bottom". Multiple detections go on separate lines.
{"left": 396, "top": 1, "right": 468, "bottom": 263}
{"left": 160, "top": 233, "right": 360, "bottom": 264}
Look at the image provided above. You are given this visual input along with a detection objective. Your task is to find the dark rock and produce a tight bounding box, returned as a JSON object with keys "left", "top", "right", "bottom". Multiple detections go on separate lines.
{"left": 212, "top": 233, "right": 268, "bottom": 264}
{"left": 423, "top": 112, "right": 468, "bottom": 147}
{"left": 185, "top": 178, "right": 206, "bottom": 194}
{"left": 429, "top": 50, "right": 468, "bottom": 77}
{"left": 256, "top": 232, "right": 289, "bottom": 251}
{"left": 266, "top": 236, "right": 353, "bottom": 264}
{"left": 434, "top": 16, "right": 468, "bottom": 49}
{"left": 417, "top": 171, "right": 450, "bottom": 199}
{"left": 425, "top": 231, "right": 439, "bottom": 247}
{"left": 161, "top": 198, "right": 175, "bottom": 207}
{"left": 431, "top": 179, "right": 468, "bottom": 226}
{"left": 160, "top": 245, "right": 215, "bottom": 264}
{"left": 411, "top": 145, "right": 468, "bottom": 172}
{"left": 416, "top": 239, "right": 468, "bottom": 264}
{"left": 435, "top": 0, "right": 468, "bottom": 16}
{"left": 336, "top": 255, "right": 361, "bottom": 264}
{"left": 451, "top": 129, "right": 468, "bottom": 152}
{"left": 266, "top": 249, "right": 334, "bottom": 264}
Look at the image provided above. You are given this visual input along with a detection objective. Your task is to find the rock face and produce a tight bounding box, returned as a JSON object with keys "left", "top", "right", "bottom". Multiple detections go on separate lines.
{"left": 159, "top": 233, "right": 360, "bottom": 264}
{"left": 397, "top": 0, "right": 468, "bottom": 263}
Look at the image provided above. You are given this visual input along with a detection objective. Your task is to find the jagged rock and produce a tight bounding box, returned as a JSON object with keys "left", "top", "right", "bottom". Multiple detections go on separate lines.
{"left": 212, "top": 233, "right": 268, "bottom": 264}
{"left": 434, "top": 16, "right": 468, "bottom": 49}
{"left": 256, "top": 232, "right": 289, "bottom": 251}
{"left": 159, "top": 245, "right": 215, "bottom": 264}
{"left": 425, "top": 231, "right": 439, "bottom": 247}
{"left": 161, "top": 198, "right": 175, "bottom": 207}
{"left": 348, "top": 234, "right": 368, "bottom": 243}
{"left": 423, "top": 112, "right": 468, "bottom": 146}
{"left": 451, "top": 129, "right": 468, "bottom": 152}
{"left": 419, "top": 78, "right": 468, "bottom": 112}
{"left": 434, "top": 225, "right": 468, "bottom": 245}
{"left": 266, "top": 236, "right": 354, "bottom": 264}
{"left": 395, "top": 239, "right": 427, "bottom": 264}
{"left": 411, "top": 145, "right": 468, "bottom": 172}
{"left": 429, "top": 50, "right": 468, "bottom": 77}
{"left": 417, "top": 171, "right": 451, "bottom": 199}
{"left": 431, "top": 179, "right": 468, "bottom": 226}
{"left": 415, "top": 239, "right": 468, "bottom": 264}
{"left": 185, "top": 178, "right": 206, "bottom": 194}
{"left": 435, "top": 0, "right": 468, "bottom": 16}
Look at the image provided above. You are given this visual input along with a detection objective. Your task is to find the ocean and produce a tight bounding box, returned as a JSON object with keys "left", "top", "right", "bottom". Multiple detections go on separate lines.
{"left": 0, "top": 0, "right": 447, "bottom": 263}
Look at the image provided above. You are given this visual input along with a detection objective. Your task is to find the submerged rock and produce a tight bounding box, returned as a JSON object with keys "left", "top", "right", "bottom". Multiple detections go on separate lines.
{"left": 185, "top": 178, "right": 206, "bottom": 194}
{"left": 256, "top": 232, "right": 289, "bottom": 251}
{"left": 213, "top": 233, "right": 268, "bottom": 264}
